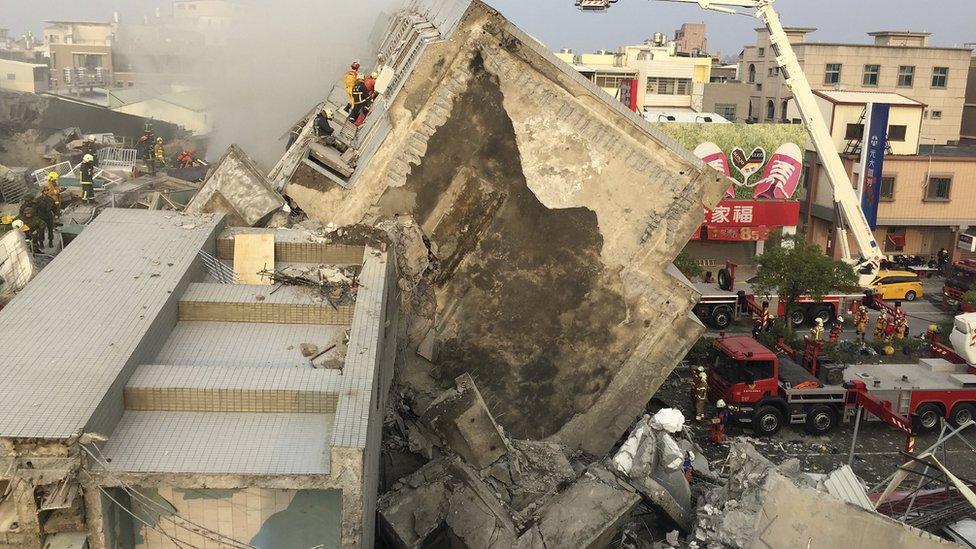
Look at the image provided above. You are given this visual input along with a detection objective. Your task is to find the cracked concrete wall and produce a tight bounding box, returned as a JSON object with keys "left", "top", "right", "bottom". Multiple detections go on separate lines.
{"left": 286, "top": 2, "right": 726, "bottom": 455}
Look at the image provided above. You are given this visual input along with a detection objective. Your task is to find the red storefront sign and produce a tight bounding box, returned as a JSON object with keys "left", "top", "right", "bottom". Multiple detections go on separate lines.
{"left": 691, "top": 200, "right": 800, "bottom": 242}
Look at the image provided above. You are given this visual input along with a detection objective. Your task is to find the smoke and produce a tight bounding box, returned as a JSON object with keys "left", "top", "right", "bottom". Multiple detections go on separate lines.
{"left": 193, "top": 0, "right": 407, "bottom": 168}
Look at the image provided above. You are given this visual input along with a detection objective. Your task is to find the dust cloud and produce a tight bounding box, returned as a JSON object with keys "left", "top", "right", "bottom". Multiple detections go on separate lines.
{"left": 196, "top": 0, "right": 406, "bottom": 168}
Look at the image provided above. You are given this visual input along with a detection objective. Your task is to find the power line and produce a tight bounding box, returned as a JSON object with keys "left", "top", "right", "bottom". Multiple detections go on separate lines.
{"left": 84, "top": 445, "right": 257, "bottom": 549}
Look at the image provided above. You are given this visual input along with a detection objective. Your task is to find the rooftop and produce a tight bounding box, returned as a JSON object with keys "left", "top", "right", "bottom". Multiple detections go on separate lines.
{"left": 814, "top": 90, "right": 925, "bottom": 107}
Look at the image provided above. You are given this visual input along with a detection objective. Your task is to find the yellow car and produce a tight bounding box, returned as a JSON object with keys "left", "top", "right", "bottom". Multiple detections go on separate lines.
{"left": 869, "top": 270, "right": 923, "bottom": 302}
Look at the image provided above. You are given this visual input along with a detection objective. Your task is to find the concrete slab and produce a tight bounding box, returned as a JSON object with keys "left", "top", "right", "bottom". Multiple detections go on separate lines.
{"left": 185, "top": 145, "right": 284, "bottom": 227}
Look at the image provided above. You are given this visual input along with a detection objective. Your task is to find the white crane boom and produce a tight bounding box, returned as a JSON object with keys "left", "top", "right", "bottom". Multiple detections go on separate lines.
{"left": 578, "top": 0, "right": 885, "bottom": 281}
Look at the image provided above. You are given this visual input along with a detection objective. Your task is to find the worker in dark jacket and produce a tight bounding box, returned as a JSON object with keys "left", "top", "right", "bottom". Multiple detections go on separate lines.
{"left": 34, "top": 194, "right": 56, "bottom": 248}
{"left": 80, "top": 154, "right": 96, "bottom": 204}
{"left": 315, "top": 109, "right": 336, "bottom": 145}
{"left": 18, "top": 195, "right": 44, "bottom": 249}
{"left": 348, "top": 78, "right": 370, "bottom": 124}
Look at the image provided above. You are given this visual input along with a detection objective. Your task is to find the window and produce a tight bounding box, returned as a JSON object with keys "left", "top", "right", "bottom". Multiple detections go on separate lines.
{"left": 845, "top": 123, "right": 865, "bottom": 140}
{"left": 748, "top": 64, "right": 756, "bottom": 83}
{"left": 781, "top": 100, "right": 789, "bottom": 121}
{"left": 863, "top": 64, "right": 880, "bottom": 86}
{"left": 888, "top": 125, "right": 907, "bottom": 142}
{"left": 824, "top": 63, "right": 842, "bottom": 85}
{"left": 880, "top": 175, "right": 895, "bottom": 201}
{"left": 766, "top": 100, "right": 775, "bottom": 120}
{"left": 932, "top": 67, "right": 948, "bottom": 88}
{"left": 5, "top": 73, "right": 14, "bottom": 81}
{"left": 594, "top": 72, "right": 637, "bottom": 90}
{"left": 898, "top": 66, "right": 915, "bottom": 87}
{"left": 885, "top": 227, "right": 907, "bottom": 253}
{"left": 748, "top": 100, "right": 755, "bottom": 120}
{"left": 758, "top": 47, "right": 765, "bottom": 58}
{"left": 932, "top": 110, "right": 943, "bottom": 120}
{"left": 715, "top": 104, "right": 737, "bottom": 121}
{"left": 926, "top": 176, "right": 952, "bottom": 201}
{"left": 646, "top": 77, "right": 692, "bottom": 95}
{"left": 768, "top": 67, "right": 774, "bottom": 77}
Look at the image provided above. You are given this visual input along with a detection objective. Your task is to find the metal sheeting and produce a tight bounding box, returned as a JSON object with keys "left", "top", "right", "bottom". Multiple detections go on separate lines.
{"left": 823, "top": 465, "right": 874, "bottom": 511}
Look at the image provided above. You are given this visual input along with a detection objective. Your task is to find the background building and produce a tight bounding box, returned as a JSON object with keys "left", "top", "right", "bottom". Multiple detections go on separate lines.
{"left": 43, "top": 20, "right": 114, "bottom": 91}
{"left": 556, "top": 32, "right": 712, "bottom": 113}
{"left": 674, "top": 22, "right": 707, "bottom": 56}
{"left": 0, "top": 58, "right": 50, "bottom": 93}
{"left": 741, "top": 28, "right": 970, "bottom": 144}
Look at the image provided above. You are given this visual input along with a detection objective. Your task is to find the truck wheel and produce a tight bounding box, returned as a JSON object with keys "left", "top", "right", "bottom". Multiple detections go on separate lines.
{"left": 813, "top": 305, "right": 834, "bottom": 326}
{"left": 710, "top": 305, "right": 733, "bottom": 330}
{"left": 717, "top": 268, "right": 732, "bottom": 292}
{"left": 905, "top": 290, "right": 917, "bottom": 302}
{"left": 805, "top": 405, "right": 837, "bottom": 435}
{"left": 950, "top": 403, "right": 976, "bottom": 427}
{"left": 752, "top": 406, "right": 784, "bottom": 436}
{"left": 788, "top": 307, "right": 806, "bottom": 327}
{"left": 913, "top": 403, "right": 944, "bottom": 432}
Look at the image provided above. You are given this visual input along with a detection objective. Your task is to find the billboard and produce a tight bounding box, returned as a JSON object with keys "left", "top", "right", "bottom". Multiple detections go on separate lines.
{"left": 692, "top": 200, "right": 801, "bottom": 241}
{"left": 654, "top": 123, "right": 808, "bottom": 200}
{"left": 858, "top": 103, "right": 890, "bottom": 230}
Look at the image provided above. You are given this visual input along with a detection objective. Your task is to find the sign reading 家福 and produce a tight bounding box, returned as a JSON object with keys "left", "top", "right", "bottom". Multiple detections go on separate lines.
{"left": 693, "top": 200, "right": 800, "bottom": 242}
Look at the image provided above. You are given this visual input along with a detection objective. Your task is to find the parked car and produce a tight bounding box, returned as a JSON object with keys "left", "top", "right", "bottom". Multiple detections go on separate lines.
{"left": 868, "top": 270, "right": 923, "bottom": 301}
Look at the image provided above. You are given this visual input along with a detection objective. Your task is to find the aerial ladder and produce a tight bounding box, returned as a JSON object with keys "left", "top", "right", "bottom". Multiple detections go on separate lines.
{"left": 576, "top": 0, "right": 886, "bottom": 284}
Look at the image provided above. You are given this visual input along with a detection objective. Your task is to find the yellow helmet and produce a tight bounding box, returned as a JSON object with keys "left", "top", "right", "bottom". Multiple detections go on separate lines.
{"left": 47, "top": 171, "right": 60, "bottom": 182}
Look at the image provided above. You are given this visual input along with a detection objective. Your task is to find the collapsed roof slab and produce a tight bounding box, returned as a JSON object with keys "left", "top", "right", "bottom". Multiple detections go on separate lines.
{"left": 284, "top": 1, "right": 727, "bottom": 454}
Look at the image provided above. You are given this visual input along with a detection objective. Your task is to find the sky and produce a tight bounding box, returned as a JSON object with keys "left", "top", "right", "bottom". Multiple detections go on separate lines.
{"left": 2, "top": 0, "right": 975, "bottom": 58}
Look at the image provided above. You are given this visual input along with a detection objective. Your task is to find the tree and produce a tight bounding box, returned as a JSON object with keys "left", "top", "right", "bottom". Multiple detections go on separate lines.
{"left": 752, "top": 232, "right": 857, "bottom": 328}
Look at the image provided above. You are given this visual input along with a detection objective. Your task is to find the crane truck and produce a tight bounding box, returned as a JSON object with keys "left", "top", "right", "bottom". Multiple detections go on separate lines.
{"left": 576, "top": 0, "right": 887, "bottom": 286}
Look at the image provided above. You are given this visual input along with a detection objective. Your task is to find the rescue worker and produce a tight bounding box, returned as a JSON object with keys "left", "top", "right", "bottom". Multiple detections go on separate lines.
{"left": 34, "top": 193, "right": 56, "bottom": 248}
{"left": 874, "top": 312, "right": 888, "bottom": 341}
{"left": 42, "top": 172, "right": 64, "bottom": 216}
{"left": 364, "top": 71, "right": 378, "bottom": 100}
{"left": 153, "top": 137, "right": 166, "bottom": 168}
{"left": 80, "top": 136, "right": 98, "bottom": 166}
{"left": 854, "top": 305, "right": 869, "bottom": 343}
{"left": 694, "top": 368, "right": 708, "bottom": 422}
{"left": 681, "top": 451, "right": 695, "bottom": 483}
{"left": 894, "top": 305, "right": 909, "bottom": 341}
{"left": 80, "top": 154, "right": 96, "bottom": 204}
{"left": 177, "top": 150, "right": 196, "bottom": 169}
{"left": 883, "top": 312, "right": 897, "bottom": 344}
{"left": 17, "top": 195, "right": 43, "bottom": 249}
{"left": 315, "top": 108, "right": 336, "bottom": 145}
{"left": 348, "top": 77, "right": 370, "bottom": 124}
{"left": 810, "top": 317, "right": 825, "bottom": 341}
{"left": 752, "top": 301, "right": 773, "bottom": 339}
{"left": 938, "top": 247, "right": 950, "bottom": 276}
{"left": 138, "top": 124, "right": 156, "bottom": 162}
{"left": 829, "top": 316, "right": 843, "bottom": 344}
{"left": 710, "top": 400, "right": 736, "bottom": 444}
{"left": 344, "top": 61, "right": 361, "bottom": 112}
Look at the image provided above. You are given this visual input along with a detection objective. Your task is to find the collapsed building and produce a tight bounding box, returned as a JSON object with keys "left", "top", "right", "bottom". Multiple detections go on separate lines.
{"left": 0, "top": 209, "right": 398, "bottom": 548}
{"left": 279, "top": 0, "right": 727, "bottom": 454}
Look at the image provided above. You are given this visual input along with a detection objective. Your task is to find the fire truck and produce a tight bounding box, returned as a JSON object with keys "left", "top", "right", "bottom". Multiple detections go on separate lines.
{"left": 692, "top": 262, "right": 862, "bottom": 329}
{"left": 707, "top": 313, "right": 976, "bottom": 438}
{"left": 944, "top": 259, "right": 976, "bottom": 312}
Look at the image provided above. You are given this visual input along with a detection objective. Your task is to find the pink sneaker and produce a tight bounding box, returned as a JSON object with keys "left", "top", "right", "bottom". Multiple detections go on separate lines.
{"left": 694, "top": 142, "right": 735, "bottom": 198}
{"left": 754, "top": 143, "right": 802, "bottom": 199}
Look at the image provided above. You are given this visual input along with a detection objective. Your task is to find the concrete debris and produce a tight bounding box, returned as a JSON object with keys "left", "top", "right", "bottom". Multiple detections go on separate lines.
{"left": 651, "top": 408, "right": 686, "bottom": 434}
{"left": 421, "top": 373, "right": 510, "bottom": 470}
{"left": 692, "top": 442, "right": 958, "bottom": 548}
{"left": 612, "top": 414, "right": 694, "bottom": 532}
{"left": 517, "top": 464, "right": 641, "bottom": 549}
{"left": 185, "top": 144, "right": 285, "bottom": 227}
{"left": 0, "top": 229, "right": 38, "bottom": 307}
{"left": 299, "top": 343, "right": 319, "bottom": 358}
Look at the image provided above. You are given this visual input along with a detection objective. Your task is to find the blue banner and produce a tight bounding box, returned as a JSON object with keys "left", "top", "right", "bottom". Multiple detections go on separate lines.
{"left": 861, "top": 103, "right": 890, "bottom": 229}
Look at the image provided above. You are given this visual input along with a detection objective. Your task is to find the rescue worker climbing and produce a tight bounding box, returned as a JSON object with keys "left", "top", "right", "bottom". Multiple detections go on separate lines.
{"left": 42, "top": 172, "right": 64, "bottom": 216}
{"left": 348, "top": 77, "right": 371, "bottom": 125}
{"left": 17, "top": 195, "right": 43, "bottom": 250}
{"left": 344, "top": 61, "right": 361, "bottom": 112}
{"left": 177, "top": 150, "right": 197, "bottom": 169}
{"left": 874, "top": 312, "right": 887, "bottom": 341}
{"left": 315, "top": 108, "right": 336, "bottom": 145}
{"left": 154, "top": 137, "right": 166, "bottom": 168}
{"left": 79, "top": 154, "right": 96, "bottom": 204}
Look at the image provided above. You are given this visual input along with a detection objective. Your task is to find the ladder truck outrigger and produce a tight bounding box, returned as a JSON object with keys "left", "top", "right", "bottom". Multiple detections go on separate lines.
{"left": 577, "top": 0, "right": 886, "bottom": 287}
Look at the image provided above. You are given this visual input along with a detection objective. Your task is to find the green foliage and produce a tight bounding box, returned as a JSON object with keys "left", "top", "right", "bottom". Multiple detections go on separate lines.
{"left": 753, "top": 232, "right": 858, "bottom": 326}
{"left": 685, "top": 336, "right": 717, "bottom": 367}
{"left": 963, "top": 289, "right": 976, "bottom": 306}
{"left": 674, "top": 251, "right": 703, "bottom": 280}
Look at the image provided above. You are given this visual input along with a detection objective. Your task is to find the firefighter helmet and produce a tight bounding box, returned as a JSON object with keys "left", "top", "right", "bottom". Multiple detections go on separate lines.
{"left": 47, "top": 171, "right": 60, "bottom": 182}
{"left": 351, "top": 61, "right": 360, "bottom": 70}
{"left": 82, "top": 154, "right": 94, "bottom": 163}
{"left": 716, "top": 399, "right": 726, "bottom": 409}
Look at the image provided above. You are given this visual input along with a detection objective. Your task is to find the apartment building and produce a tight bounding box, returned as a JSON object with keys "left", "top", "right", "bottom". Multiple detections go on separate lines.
{"left": 962, "top": 53, "right": 976, "bottom": 140}
{"left": 555, "top": 35, "right": 712, "bottom": 113}
{"left": 43, "top": 21, "right": 114, "bottom": 90}
{"left": 799, "top": 90, "right": 976, "bottom": 261}
{"left": 742, "top": 29, "right": 970, "bottom": 145}
{"left": 674, "top": 23, "right": 706, "bottom": 56}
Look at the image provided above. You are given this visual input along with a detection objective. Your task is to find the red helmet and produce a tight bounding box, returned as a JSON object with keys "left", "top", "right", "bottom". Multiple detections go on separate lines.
{"left": 351, "top": 62, "right": 360, "bottom": 70}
